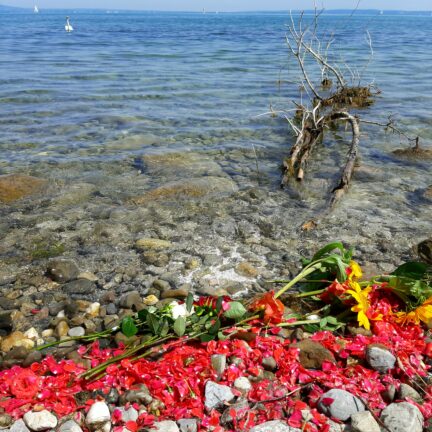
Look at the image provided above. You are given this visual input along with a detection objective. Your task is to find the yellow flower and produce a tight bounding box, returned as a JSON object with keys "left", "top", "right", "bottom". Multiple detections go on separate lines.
{"left": 348, "top": 261, "right": 362, "bottom": 281}
{"left": 394, "top": 296, "right": 432, "bottom": 326}
{"left": 346, "top": 282, "right": 372, "bottom": 330}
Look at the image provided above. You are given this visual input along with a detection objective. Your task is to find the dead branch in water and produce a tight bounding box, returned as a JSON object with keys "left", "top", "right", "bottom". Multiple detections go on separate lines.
{"left": 277, "top": 7, "right": 420, "bottom": 229}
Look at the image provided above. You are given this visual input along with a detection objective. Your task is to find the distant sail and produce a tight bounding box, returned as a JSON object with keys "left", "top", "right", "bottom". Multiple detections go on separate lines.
{"left": 34, "top": 5, "right": 39, "bottom": 13}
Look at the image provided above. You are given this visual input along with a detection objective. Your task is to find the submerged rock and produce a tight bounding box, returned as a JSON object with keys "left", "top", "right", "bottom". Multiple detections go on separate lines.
{"left": 47, "top": 259, "right": 79, "bottom": 283}
{"left": 0, "top": 174, "right": 47, "bottom": 203}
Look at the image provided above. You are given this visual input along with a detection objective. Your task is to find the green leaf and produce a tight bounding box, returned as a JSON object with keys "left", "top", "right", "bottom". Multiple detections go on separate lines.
{"left": 319, "top": 317, "right": 328, "bottom": 329}
{"left": 223, "top": 301, "right": 247, "bottom": 320}
{"left": 200, "top": 333, "right": 215, "bottom": 342}
{"left": 326, "top": 316, "right": 338, "bottom": 325}
{"left": 137, "top": 309, "right": 148, "bottom": 321}
{"left": 173, "top": 316, "right": 186, "bottom": 337}
{"left": 159, "top": 319, "right": 170, "bottom": 337}
{"left": 392, "top": 262, "right": 429, "bottom": 280}
{"left": 216, "top": 296, "right": 223, "bottom": 314}
{"left": 208, "top": 319, "right": 221, "bottom": 335}
{"left": 146, "top": 313, "right": 160, "bottom": 335}
{"left": 186, "top": 293, "right": 194, "bottom": 313}
{"left": 121, "top": 316, "right": 138, "bottom": 337}
{"left": 312, "top": 242, "right": 346, "bottom": 261}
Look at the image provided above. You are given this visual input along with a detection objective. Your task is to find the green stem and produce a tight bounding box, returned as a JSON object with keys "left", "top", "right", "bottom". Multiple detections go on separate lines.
{"left": 277, "top": 319, "right": 321, "bottom": 327}
{"left": 36, "top": 329, "right": 114, "bottom": 351}
{"left": 295, "top": 288, "right": 326, "bottom": 298}
{"left": 274, "top": 262, "right": 323, "bottom": 299}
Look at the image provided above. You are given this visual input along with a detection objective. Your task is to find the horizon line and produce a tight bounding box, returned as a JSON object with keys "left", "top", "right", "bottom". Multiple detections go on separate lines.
{"left": 1, "top": 4, "right": 432, "bottom": 13}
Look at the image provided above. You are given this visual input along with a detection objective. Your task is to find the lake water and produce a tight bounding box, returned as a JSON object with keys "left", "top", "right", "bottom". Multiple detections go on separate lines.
{"left": 0, "top": 10, "right": 431, "bottom": 295}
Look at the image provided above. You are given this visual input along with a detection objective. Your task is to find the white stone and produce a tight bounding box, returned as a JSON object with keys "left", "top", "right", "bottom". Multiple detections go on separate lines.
{"left": 250, "top": 420, "right": 301, "bottom": 432}
{"left": 9, "top": 420, "right": 30, "bottom": 432}
{"left": 86, "top": 402, "right": 111, "bottom": 426}
{"left": 41, "top": 329, "right": 53, "bottom": 338}
{"left": 233, "top": 376, "right": 252, "bottom": 394}
{"left": 151, "top": 421, "right": 179, "bottom": 432}
{"left": 58, "top": 420, "right": 83, "bottom": 432}
{"left": 24, "top": 328, "right": 39, "bottom": 341}
{"left": 86, "top": 302, "right": 100, "bottom": 317}
{"left": 351, "top": 411, "right": 380, "bottom": 432}
{"left": 23, "top": 410, "right": 58, "bottom": 431}
{"left": 68, "top": 327, "right": 85, "bottom": 337}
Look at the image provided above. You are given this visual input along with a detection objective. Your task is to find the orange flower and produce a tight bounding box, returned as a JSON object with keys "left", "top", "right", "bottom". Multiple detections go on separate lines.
{"left": 394, "top": 296, "right": 432, "bottom": 326}
{"left": 250, "top": 291, "right": 285, "bottom": 324}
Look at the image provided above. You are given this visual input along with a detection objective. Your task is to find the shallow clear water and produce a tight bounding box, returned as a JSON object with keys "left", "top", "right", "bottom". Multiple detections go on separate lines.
{"left": 0, "top": 10, "right": 431, "bottom": 293}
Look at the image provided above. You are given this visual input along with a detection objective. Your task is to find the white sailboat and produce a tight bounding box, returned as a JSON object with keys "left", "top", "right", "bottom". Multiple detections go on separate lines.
{"left": 34, "top": 5, "right": 39, "bottom": 13}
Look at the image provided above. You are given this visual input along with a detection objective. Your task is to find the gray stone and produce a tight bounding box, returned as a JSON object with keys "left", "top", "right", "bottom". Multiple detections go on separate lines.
{"left": 23, "top": 410, "right": 58, "bottom": 431}
{"left": 119, "top": 291, "right": 142, "bottom": 309}
{"left": 115, "top": 407, "right": 138, "bottom": 422}
{"left": 120, "top": 384, "right": 153, "bottom": 405}
{"left": 106, "top": 303, "right": 117, "bottom": 315}
{"left": 262, "top": 356, "right": 277, "bottom": 371}
{"left": 397, "top": 383, "right": 422, "bottom": 403}
{"left": 365, "top": 344, "right": 396, "bottom": 373}
{"left": 68, "top": 326, "right": 85, "bottom": 337}
{"left": 58, "top": 420, "right": 83, "bottom": 432}
{"left": 177, "top": 419, "right": 198, "bottom": 432}
{"left": 250, "top": 420, "right": 301, "bottom": 432}
{"left": 380, "top": 402, "right": 423, "bottom": 432}
{"left": 86, "top": 401, "right": 111, "bottom": 426}
{"left": 351, "top": 411, "right": 380, "bottom": 432}
{"left": 327, "top": 420, "right": 349, "bottom": 432}
{"left": 211, "top": 354, "right": 226, "bottom": 378}
{"left": 233, "top": 376, "right": 252, "bottom": 394}
{"left": 221, "top": 399, "right": 249, "bottom": 425}
{"left": 9, "top": 420, "right": 30, "bottom": 432}
{"left": 149, "top": 421, "right": 179, "bottom": 432}
{"left": 204, "top": 381, "right": 235, "bottom": 411}
{"left": 63, "top": 279, "right": 96, "bottom": 295}
{"left": 47, "top": 259, "right": 79, "bottom": 283}
{"left": 317, "top": 389, "right": 365, "bottom": 421}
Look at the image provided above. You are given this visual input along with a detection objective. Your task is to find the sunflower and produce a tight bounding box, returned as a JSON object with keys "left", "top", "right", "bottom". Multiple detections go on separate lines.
{"left": 346, "top": 282, "right": 372, "bottom": 330}
{"left": 394, "top": 296, "right": 432, "bottom": 326}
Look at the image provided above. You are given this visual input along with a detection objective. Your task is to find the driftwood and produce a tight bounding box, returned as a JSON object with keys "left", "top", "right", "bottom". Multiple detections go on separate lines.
{"left": 278, "top": 8, "right": 419, "bottom": 229}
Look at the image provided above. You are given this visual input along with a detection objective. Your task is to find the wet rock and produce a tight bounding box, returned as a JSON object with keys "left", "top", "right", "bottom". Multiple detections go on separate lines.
{"left": 153, "top": 279, "right": 171, "bottom": 291}
{"left": 250, "top": 420, "right": 301, "bottom": 432}
{"left": 417, "top": 239, "right": 432, "bottom": 265}
{"left": 295, "top": 339, "right": 335, "bottom": 369}
{"left": 0, "top": 174, "right": 47, "bottom": 203}
{"left": 56, "top": 321, "right": 70, "bottom": 338}
{"left": 120, "top": 384, "right": 153, "bottom": 405}
{"left": 365, "top": 344, "right": 396, "bottom": 373}
{"left": 351, "top": 411, "right": 380, "bottom": 432}
{"left": 161, "top": 289, "right": 189, "bottom": 299}
{"left": 47, "top": 259, "right": 79, "bottom": 283}
{"left": 23, "top": 410, "right": 58, "bottom": 431}
{"left": 62, "top": 279, "right": 96, "bottom": 296}
{"left": 234, "top": 376, "right": 252, "bottom": 395}
{"left": 397, "top": 383, "right": 422, "bottom": 403}
{"left": 78, "top": 272, "right": 99, "bottom": 282}
{"left": 0, "top": 311, "right": 13, "bottom": 330}
{"left": 317, "top": 389, "right": 365, "bottom": 421}
{"left": 235, "top": 262, "right": 259, "bottom": 278}
{"left": 149, "top": 421, "right": 179, "bottom": 432}
{"left": 86, "top": 401, "right": 111, "bottom": 429}
{"left": 204, "top": 381, "right": 235, "bottom": 411}
{"left": 177, "top": 419, "right": 198, "bottom": 432}
{"left": 130, "top": 177, "right": 238, "bottom": 204}
{"left": 380, "top": 402, "right": 423, "bottom": 432}
{"left": 58, "top": 420, "right": 83, "bottom": 432}
{"left": 119, "top": 291, "right": 143, "bottom": 309}
{"left": 9, "top": 419, "right": 31, "bottom": 432}
{"left": 135, "top": 238, "right": 172, "bottom": 251}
